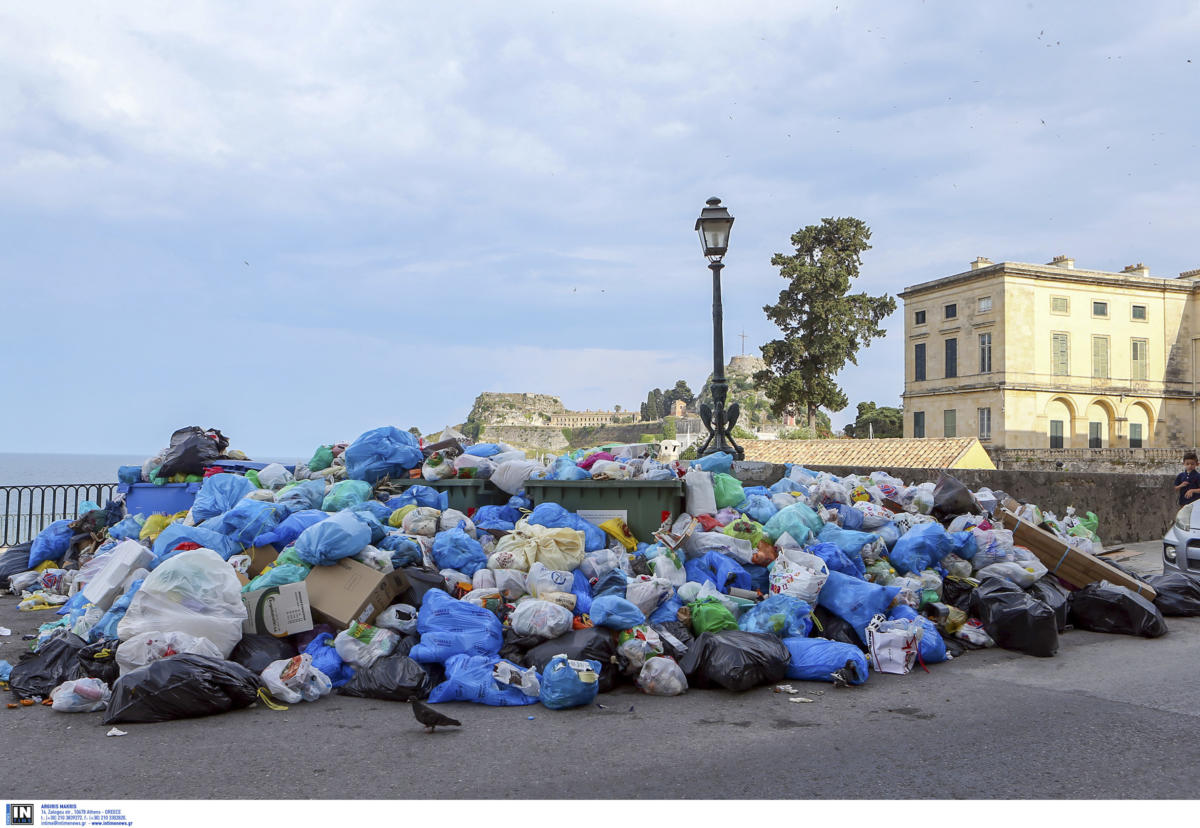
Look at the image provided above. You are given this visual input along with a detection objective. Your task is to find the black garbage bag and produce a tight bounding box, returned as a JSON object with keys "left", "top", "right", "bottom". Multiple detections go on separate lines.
{"left": 392, "top": 634, "right": 420, "bottom": 658}
{"left": 77, "top": 639, "right": 121, "bottom": 686}
{"left": 9, "top": 634, "right": 87, "bottom": 699}
{"left": 103, "top": 654, "right": 262, "bottom": 724}
{"left": 336, "top": 655, "right": 431, "bottom": 702}
{"left": 970, "top": 577, "right": 1059, "bottom": 657}
{"left": 397, "top": 567, "right": 448, "bottom": 608}
{"left": 651, "top": 621, "right": 694, "bottom": 659}
{"left": 942, "top": 576, "right": 977, "bottom": 613}
{"left": 230, "top": 634, "right": 299, "bottom": 675}
{"left": 1026, "top": 576, "right": 1072, "bottom": 633}
{"left": 498, "top": 628, "right": 543, "bottom": 665}
{"left": 1146, "top": 572, "right": 1200, "bottom": 617}
{"left": 0, "top": 544, "right": 32, "bottom": 588}
{"left": 1069, "top": 582, "right": 1169, "bottom": 638}
{"left": 810, "top": 605, "right": 866, "bottom": 650}
{"left": 157, "top": 427, "right": 226, "bottom": 478}
{"left": 932, "top": 472, "right": 980, "bottom": 523}
{"left": 677, "top": 631, "right": 791, "bottom": 692}
{"left": 522, "top": 628, "right": 620, "bottom": 692}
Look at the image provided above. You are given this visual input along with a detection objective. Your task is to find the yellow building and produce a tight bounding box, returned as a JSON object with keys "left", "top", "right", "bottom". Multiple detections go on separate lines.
{"left": 743, "top": 437, "right": 995, "bottom": 470}
{"left": 900, "top": 256, "right": 1200, "bottom": 452}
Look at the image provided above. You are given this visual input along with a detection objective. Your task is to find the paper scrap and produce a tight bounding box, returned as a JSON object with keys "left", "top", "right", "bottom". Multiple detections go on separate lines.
{"left": 106, "top": 727, "right": 128, "bottom": 737}
{"left": 788, "top": 697, "right": 815, "bottom": 704}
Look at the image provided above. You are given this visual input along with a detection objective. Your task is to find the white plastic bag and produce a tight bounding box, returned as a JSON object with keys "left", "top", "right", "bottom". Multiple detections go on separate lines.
{"left": 977, "top": 560, "right": 1046, "bottom": 589}
{"left": 117, "top": 549, "right": 247, "bottom": 658}
{"left": 684, "top": 468, "right": 718, "bottom": 517}
{"left": 510, "top": 598, "right": 574, "bottom": 640}
{"left": 636, "top": 656, "right": 688, "bottom": 696}
{"left": 402, "top": 507, "right": 441, "bottom": 537}
{"left": 472, "top": 568, "right": 498, "bottom": 591}
{"left": 648, "top": 552, "right": 686, "bottom": 587}
{"left": 526, "top": 561, "right": 573, "bottom": 597}
{"left": 440, "top": 509, "right": 477, "bottom": 537}
{"left": 490, "top": 460, "right": 544, "bottom": 495}
{"left": 768, "top": 549, "right": 830, "bottom": 604}
{"left": 625, "top": 575, "right": 673, "bottom": 615}
{"left": 866, "top": 614, "right": 924, "bottom": 675}
{"left": 493, "top": 569, "right": 528, "bottom": 600}
{"left": 579, "top": 549, "right": 623, "bottom": 582}
{"left": 353, "top": 544, "right": 394, "bottom": 573}
{"left": 261, "top": 654, "right": 333, "bottom": 703}
{"left": 257, "top": 463, "right": 294, "bottom": 491}
{"left": 333, "top": 621, "right": 399, "bottom": 668}
{"left": 115, "top": 630, "right": 224, "bottom": 675}
{"left": 50, "top": 677, "right": 112, "bottom": 713}
{"left": 493, "top": 660, "right": 541, "bottom": 697}
{"left": 375, "top": 603, "right": 419, "bottom": 634}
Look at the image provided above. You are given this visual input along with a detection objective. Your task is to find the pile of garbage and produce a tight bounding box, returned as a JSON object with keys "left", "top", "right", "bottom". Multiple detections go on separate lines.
{"left": 3, "top": 424, "right": 1199, "bottom": 725}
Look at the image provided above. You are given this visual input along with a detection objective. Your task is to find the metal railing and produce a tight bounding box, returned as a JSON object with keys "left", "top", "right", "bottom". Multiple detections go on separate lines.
{"left": 1, "top": 483, "right": 118, "bottom": 547}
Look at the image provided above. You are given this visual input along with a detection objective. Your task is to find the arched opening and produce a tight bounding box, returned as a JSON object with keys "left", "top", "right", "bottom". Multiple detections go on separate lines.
{"left": 1085, "top": 399, "right": 1117, "bottom": 448}
{"left": 1045, "top": 397, "right": 1075, "bottom": 449}
{"left": 1125, "top": 401, "right": 1155, "bottom": 448}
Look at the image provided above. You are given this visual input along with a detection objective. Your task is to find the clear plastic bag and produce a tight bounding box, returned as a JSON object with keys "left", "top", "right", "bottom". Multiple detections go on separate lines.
{"left": 334, "top": 622, "right": 399, "bottom": 668}
{"left": 510, "top": 598, "right": 574, "bottom": 640}
{"left": 375, "top": 603, "right": 419, "bottom": 635}
{"left": 115, "top": 631, "right": 224, "bottom": 676}
{"left": 636, "top": 656, "right": 687, "bottom": 695}
{"left": 50, "top": 677, "right": 112, "bottom": 712}
{"left": 261, "top": 653, "right": 333, "bottom": 703}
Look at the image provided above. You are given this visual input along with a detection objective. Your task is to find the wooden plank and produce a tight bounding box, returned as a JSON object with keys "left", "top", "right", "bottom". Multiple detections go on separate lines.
{"left": 998, "top": 509, "right": 1156, "bottom": 600}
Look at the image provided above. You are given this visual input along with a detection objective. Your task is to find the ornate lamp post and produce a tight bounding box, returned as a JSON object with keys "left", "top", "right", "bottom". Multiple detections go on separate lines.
{"left": 695, "top": 197, "right": 744, "bottom": 460}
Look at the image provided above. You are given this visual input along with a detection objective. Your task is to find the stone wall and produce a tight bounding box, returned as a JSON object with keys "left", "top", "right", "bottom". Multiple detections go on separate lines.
{"left": 479, "top": 425, "right": 569, "bottom": 452}
{"left": 801, "top": 464, "right": 1175, "bottom": 544}
{"left": 989, "top": 448, "right": 1181, "bottom": 475}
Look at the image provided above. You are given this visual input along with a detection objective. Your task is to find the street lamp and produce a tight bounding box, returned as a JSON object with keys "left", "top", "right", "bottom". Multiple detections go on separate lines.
{"left": 695, "top": 197, "right": 744, "bottom": 460}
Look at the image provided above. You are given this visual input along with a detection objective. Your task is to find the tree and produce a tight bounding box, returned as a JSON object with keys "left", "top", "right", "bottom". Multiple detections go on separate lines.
{"left": 843, "top": 401, "right": 903, "bottom": 438}
{"left": 663, "top": 379, "right": 695, "bottom": 413}
{"left": 662, "top": 416, "right": 677, "bottom": 440}
{"left": 754, "top": 217, "right": 896, "bottom": 429}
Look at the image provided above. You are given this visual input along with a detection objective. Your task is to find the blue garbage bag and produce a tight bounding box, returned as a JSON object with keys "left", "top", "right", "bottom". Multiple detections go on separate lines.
{"left": 684, "top": 551, "right": 751, "bottom": 594}
{"left": 768, "top": 478, "right": 801, "bottom": 495}
{"left": 649, "top": 593, "right": 684, "bottom": 624}
{"left": 409, "top": 588, "right": 503, "bottom": 664}
{"left": 589, "top": 595, "right": 645, "bottom": 629}
{"left": 353, "top": 500, "right": 394, "bottom": 523}
{"left": 738, "top": 594, "right": 813, "bottom": 637}
{"left": 78, "top": 500, "right": 100, "bottom": 516}
{"left": 785, "top": 464, "right": 818, "bottom": 481}
{"left": 243, "top": 564, "right": 310, "bottom": 592}
{"left": 91, "top": 579, "right": 144, "bottom": 642}
{"left": 527, "top": 502, "right": 606, "bottom": 553}
{"left": 344, "top": 426, "right": 424, "bottom": 485}
{"left": 252, "top": 509, "right": 328, "bottom": 550}
{"left": 783, "top": 636, "right": 869, "bottom": 685}
{"left": 871, "top": 522, "right": 902, "bottom": 550}
{"left": 807, "top": 540, "right": 867, "bottom": 579}
{"left": 55, "top": 590, "right": 91, "bottom": 617}
{"left": 763, "top": 503, "right": 822, "bottom": 544}
{"left": 377, "top": 533, "right": 424, "bottom": 568}
{"left": 888, "top": 523, "right": 951, "bottom": 575}
{"left": 472, "top": 509, "right": 516, "bottom": 532}
{"left": 691, "top": 452, "right": 733, "bottom": 474}
{"left": 28, "top": 520, "right": 74, "bottom": 569}
{"left": 570, "top": 569, "right": 593, "bottom": 616}
{"left": 293, "top": 510, "right": 371, "bottom": 566}
{"left": 323, "top": 479, "right": 373, "bottom": 512}
{"left": 888, "top": 605, "right": 948, "bottom": 664}
{"left": 428, "top": 654, "right": 540, "bottom": 706}
{"left": 737, "top": 494, "right": 778, "bottom": 525}
{"left": 463, "top": 443, "right": 504, "bottom": 458}
{"left": 304, "top": 632, "right": 355, "bottom": 687}
{"left": 347, "top": 509, "right": 386, "bottom": 544}
{"left": 817, "top": 523, "right": 875, "bottom": 569}
{"left": 743, "top": 562, "right": 771, "bottom": 594}
{"left": 191, "top": 474, "right": 256, "bottom": 521}
{"left": 830, "top": 502, "right": 865, "bottom": 531}
{"left": 118, "top": 466, "right": 143, "bottom": 485}
{"left": 151, "top": 524, "right": 241, "bottom": 566}
{"left": 385, "top": 485, "right": 449, "bottom": 512}
{"left": 539, "top": 654, "right": 602, "bottom": 709}
{"left": 548, "top": 455, "right": 590, "bottom": 481}
{"left": 742, "top": 486, "right": 771, "bottom": 499}
{"left": 817, "top": 570, "right": 901, "bottom": 641}
{"left": 949, "top": 530, "right": 977, "bottom": 560}
{"left": 277, "top": 479, "right": 326, "bottom": 512}
{"left": 108, "top": 514, "right": 146, "bottom": 541}
{"left": 593, "top": 569, "right": 629, "bottom": 599}
{"left": 204, "top": 499, "right": 289, "bottom": 546}
{"left": 432, "top": 523, "right": 487, "bottom": 577}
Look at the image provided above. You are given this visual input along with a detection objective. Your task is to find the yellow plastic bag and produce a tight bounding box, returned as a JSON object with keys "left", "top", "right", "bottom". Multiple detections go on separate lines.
{"left": 139, "top": 511, "right": 186, "bottom": 542}
{"left": 388, "top": 504, "right": 417, "bottom": 528}
{"left": 598, "top": 518, "right": 638, "bottom": 551}
{"left": 488, "top": 519, "right": 586, "bottom": 572}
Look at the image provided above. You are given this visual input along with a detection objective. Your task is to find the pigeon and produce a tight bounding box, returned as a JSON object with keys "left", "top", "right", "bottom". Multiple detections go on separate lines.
{"left": 411, "top": 700, "right": 461, "bottom": 733}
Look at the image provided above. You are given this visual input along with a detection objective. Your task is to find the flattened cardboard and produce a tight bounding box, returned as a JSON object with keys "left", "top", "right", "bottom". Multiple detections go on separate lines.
{"left": 304, "top": 557, "right": 411, "bottom": 630}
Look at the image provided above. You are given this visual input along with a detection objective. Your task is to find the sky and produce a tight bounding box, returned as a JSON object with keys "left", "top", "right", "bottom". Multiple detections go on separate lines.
{"left": 1, "top": 1, "right": 1198, "bottom": 458}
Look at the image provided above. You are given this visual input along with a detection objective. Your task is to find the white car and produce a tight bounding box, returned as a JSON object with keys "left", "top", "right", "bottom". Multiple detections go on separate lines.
{"left": 1162, "top": 502, "right": 1200, "bottom": 574}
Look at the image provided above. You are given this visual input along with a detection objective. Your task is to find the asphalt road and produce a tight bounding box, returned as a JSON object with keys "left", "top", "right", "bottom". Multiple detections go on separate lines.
{"left": 3, "top": 541, "right": 1195, "bottom": 800}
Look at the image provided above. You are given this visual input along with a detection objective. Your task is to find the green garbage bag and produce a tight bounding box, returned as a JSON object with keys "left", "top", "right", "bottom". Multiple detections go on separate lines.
{"left": 308, "top": 445, "right": 334, "bottom": 472}
{"left": 712, "top": 473, "right": 745, "bottom": 510}
{"left": 723, "top": 516, "right": 764, "bottom": 549}
{"left": 689, "top": 597, "right": 739, "bottom": 635}
{"left": 1069, "top": 511, "right": 1100, "bottom": 541}
{"left": 246, "top": 469, "right": 262, "bottom": 489}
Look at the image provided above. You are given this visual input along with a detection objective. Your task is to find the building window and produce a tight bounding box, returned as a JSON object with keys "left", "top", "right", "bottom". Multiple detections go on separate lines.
{"left": 914, "top": 342, "right": 926, "bottom": 382}
{"left": 1051, "top": 296, "right": 1070, "bottom": 315}
{"left": 1050, "top": 420, "right": 1064, "bottom": 449}
{"left": 944, "top": 409, "right": 957, "bottom": 438}
{"left": 1092, "top": 300, "right": 1108, "bottom": 318}
{"left": 978, "top": 407, "right": 992, "bottom": 441}
{"left": 979, "top": 332, "right": 992, "bottom": 374}
{"left": 1132, "top": 304, "right": 1147, "bottom": 321}
{"left": 914, "top": 310, "right": 926, "bottom": 325}
{"left": 1131, "top": 338, "right": 1148, "bottom": 380}
{"left": 944, "top": 303, "right": 957, "bottom": 320}
{"left": 978, "top": 296, "right": 993, "bottom": 313}
{"left": 945, "top": 338, "right": 957, "bottom": 379}
{"left": 1091, "top": 335, "right": 1109, "bottom": 379}
{"left": 913, "top": 411, "right": 925, "bottom": 438}
{"left": 1089, "top": 422, "right": 1103, "bottom": 448}
{"left": 1052, "top": 333, "right": 1070, "bottom": 376}
{"left": 1130, "top": 423, "right": 1143, "bottom": 448}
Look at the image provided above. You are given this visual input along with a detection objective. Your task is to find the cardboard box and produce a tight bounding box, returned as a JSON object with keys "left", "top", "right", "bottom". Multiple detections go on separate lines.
{"left": 80, "top": 540, "right": 154, "bottom": 611}
{"left": 244, "top": 545, "right": 279, "bottom": 578}
{"left": 241, "top": 582, "right": 314, "bottom": 637}
{"left": 304, "top": 558, "right": 410, "bottom": 629}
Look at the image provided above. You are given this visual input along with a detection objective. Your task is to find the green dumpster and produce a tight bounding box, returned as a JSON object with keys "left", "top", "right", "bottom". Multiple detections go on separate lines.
{"left": 521, "top": 479, "right": 684, "bottom": 544}
{"left": 385, "top": 478, "right": 509, "bottom": 513}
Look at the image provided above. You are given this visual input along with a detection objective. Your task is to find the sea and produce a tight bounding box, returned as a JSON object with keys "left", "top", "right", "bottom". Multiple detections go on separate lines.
{"left": 0, "top": 452, "right": 145, "bottom": 486}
